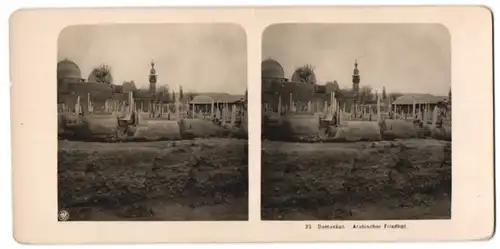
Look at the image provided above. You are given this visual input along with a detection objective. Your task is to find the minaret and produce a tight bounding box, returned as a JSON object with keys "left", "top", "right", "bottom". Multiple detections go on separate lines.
{"left": 352, "top": 60, "right": 360, "bottom": 98}
{"left": 149, "top": 61, "right": 157, "bottom": 96}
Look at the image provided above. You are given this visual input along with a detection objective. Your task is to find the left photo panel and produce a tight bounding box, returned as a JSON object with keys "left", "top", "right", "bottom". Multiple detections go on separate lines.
{"left": 57, "top": 24, "right": 249, "bottom": 221}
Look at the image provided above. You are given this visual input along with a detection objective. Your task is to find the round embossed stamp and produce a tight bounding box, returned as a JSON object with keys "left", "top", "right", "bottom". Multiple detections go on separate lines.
{"left": 58, "top": 209, "right": 70, "bottom": 221}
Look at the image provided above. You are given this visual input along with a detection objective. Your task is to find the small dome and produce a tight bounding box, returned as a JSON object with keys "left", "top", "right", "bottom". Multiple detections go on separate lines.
{"left": 57, "top": 59, "right": 81, "bottom": 80}
{"left": 150, "top": 61, "right": 157, "bottom": 75}
{"left": 353, "top": 60, "right": 359, "bottom": 75}
{"left": 262, "top": 58, "right": 285, "bottom": 78}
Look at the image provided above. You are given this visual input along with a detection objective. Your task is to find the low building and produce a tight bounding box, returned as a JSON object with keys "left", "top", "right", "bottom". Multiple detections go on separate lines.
{"left": 189, "top": 93, "right": 246, "bottom": 114}
{"left": 392, "top": 94, "right": 450, "bottom": 114}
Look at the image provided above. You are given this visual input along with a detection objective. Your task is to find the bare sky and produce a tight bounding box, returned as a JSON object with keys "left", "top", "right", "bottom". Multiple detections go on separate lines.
{"left": 262, "top": 24, "right": 451, "bottom": 95}
{"left": 58, "top": 24, "right": 247, "bottom": 95}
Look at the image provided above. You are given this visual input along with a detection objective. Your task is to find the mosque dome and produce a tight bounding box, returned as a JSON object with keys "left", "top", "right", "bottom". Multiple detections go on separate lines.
{"left": 57, "top": 59, "right": 82, "bottom": 81}
{"left": 261, "top": 58, "right": 285, "bottom": 78}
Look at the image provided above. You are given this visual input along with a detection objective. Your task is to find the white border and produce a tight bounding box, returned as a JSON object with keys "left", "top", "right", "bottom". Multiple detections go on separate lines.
{"left": 3, "top": 0, "right": 498, "bottom": 248}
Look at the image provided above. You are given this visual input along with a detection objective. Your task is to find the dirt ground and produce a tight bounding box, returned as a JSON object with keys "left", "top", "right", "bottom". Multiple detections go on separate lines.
{"left": 58, "top": 138, "right": 248, "bottom": 221}
{"left": 261, "top": 139, "right": 451, "bottom": 220}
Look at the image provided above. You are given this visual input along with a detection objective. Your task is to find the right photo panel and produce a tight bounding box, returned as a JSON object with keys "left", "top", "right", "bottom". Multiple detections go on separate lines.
{"left": 261, "top": 24, "right": 452, "bottom": 220}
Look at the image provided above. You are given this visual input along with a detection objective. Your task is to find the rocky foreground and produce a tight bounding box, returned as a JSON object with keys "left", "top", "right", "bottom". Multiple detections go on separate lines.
{"left": 261, "top": 139, "right": 451, "bottom": 220}
{"left": 58, "top": 138, "right": 248, "bottom": 221}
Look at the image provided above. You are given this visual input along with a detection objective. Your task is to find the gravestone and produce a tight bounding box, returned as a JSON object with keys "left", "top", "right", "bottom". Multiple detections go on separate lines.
{"left": 376, "top": 95, "right": 381, "bottom": 122}
{"left": 431, "top": 106, "right": 439, "bottom": 129}
{"left": 278, "top": 95, "right": 282, "bottom": 114}
{"left": 231, "top": 105, "right": 237, "bottom": 126}
{"left": 75, "top": 96, "right": 81, "bottom": 115}
{"left": 412, "top": 100, "right": 416, "bottom": 119}
{"left": 211, "top": 101, "right": 214, "bottom": 117}
{"left": 423, "top": 108, "right": 428, "bottom": 124}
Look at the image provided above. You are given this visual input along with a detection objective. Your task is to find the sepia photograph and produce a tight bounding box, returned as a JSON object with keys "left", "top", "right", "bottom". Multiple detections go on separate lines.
{"left": 10, "top": 5, "right": 495, "bottom": 243}
{"left": 261, "top": 24, "right": 452, "bottom": 220}
{"left": 57, "top": 24, "right": 248, "bottom": 221}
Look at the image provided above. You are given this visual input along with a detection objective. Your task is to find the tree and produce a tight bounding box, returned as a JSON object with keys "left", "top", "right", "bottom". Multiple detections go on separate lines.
{"left": 122, "top": 80, "right": 137, "bottom": 92}
{"left": 179, "top": 85, "right": 184, "bottom": 100}
{"left": 448, "top": 87, "right": 451, "bottom": 102}
{"left": 382, "top": 86, "right": 387, "bottom": 100}
{"left": 325, "top": 81, "right": 340, "bottom": 94}
{"left": 185, "top": 92, "right": 197, "bottom": 101}
{"left": 171, "top": 91, "right": 177, "bottom": 102}
{"left": 292, "top": 64, "right": 316, "bottom": 84}
{"left": 332, "top": 80, "right": 340, "bottom": 90}
{"left": 88, "top": 64, "right": 113, "bottom": 84}
{"left": 359, "top": 85, "right": 374, "bottom": 103}
{"left": 245, "top": 88, "right": 248, "bottom": 102}
{"left": 158, "top": 85, "right": 169, "bottom": 93}
{"left": 158, "top": 85, "right": 170, "bottom": 102}
{"left": 388, "top": 92, "right": 403, "bottom": 102}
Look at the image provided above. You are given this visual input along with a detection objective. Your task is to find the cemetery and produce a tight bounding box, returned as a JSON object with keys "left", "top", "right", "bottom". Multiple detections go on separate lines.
{"left": 262, "top": 90, "right": 451, "bottom": 142}
{"left": 261, "top": 58, "right": 452, "bottom": 220}
{"left": 57, "top": 59, "right": 248, "bottom": 220}
{"left": 261, "top": 59, "right": 451, "bottom": 143}
{"left": 58, "top": 91, "right": 248, "bottom": 142}
{"left": 57, "top": 60, "right": 248, "bottom": 142}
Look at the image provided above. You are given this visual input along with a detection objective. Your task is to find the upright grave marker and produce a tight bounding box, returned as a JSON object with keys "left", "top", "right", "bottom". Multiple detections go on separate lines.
{"left": 192, "top": 103, "right": 195, "bottom": 119}
{"left": 175, "top": 91, "right": 180, "bottom": 122}
{"left": 376, "top": 93, "right": 381, "bottom": 122}
{"left": 431, "top": 106, "right": 439, "bottom": 129}
{"left": 211, "top": 100, "right": 215, "bottom": 117}
{"left": 128, "top": 92, "right": 134, "bottom": 114}
{"left": 75, "top": 96, "right": 81, "bottom": 115}
{"left": 278, "top": 95, "right": 282, "bottom": 115}
{"left": 423, "top": 107, "right": 428, "bottom": 125}
{"left": 87, "top": 93, "right": 93, "bottom": 113}
{"left": 412, "top": 99, "right": 416, "bottom": 119}
{"left": 231, "top": 105, "right": 237, "bottom": 126}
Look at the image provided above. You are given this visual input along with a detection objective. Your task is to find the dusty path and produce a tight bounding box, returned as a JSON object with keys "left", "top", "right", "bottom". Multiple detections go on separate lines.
{"left": 58, "top": 138, "right": 248, "bottom": 221}
{"left": 261, "top": 139, "right": 451, "bottom": 220}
